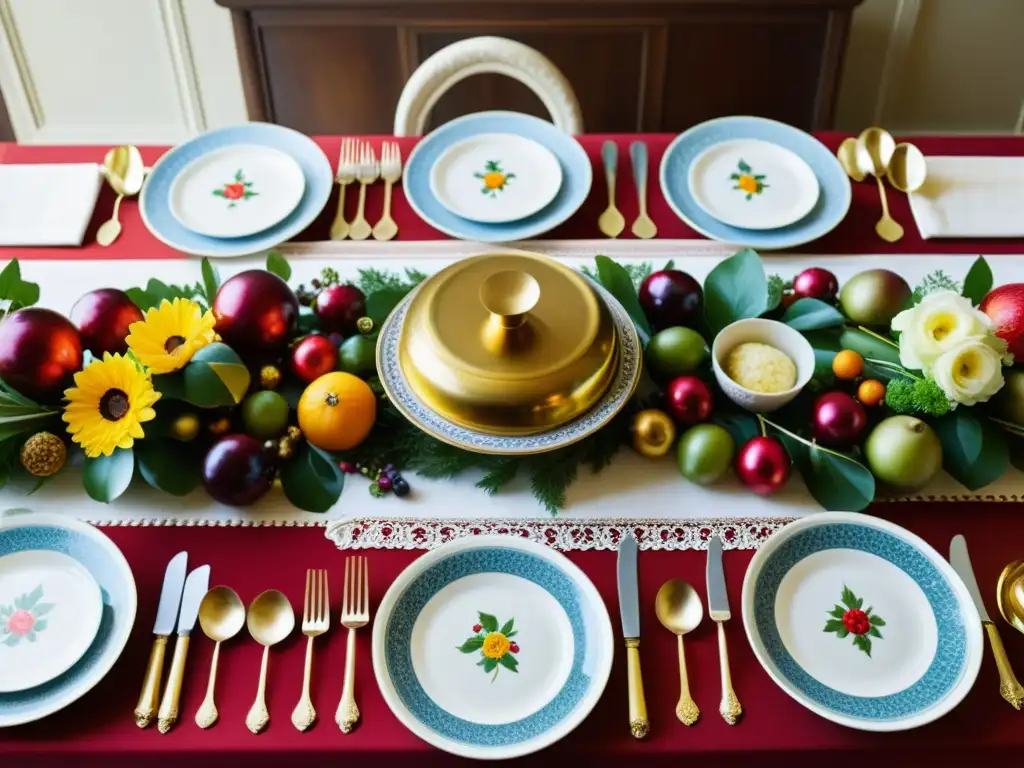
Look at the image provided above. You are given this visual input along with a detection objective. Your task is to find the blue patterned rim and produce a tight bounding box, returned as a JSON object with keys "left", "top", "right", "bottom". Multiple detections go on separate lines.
{"left": 659, "top": 116, "right": 851, "bottom": 249}
{"left": 0, "top": 517, "right": 135, "bottom": 725}
{"left": 140, "top": 122, "right": 332, "bottom": 257}
{"left": 376, "top": 276, "right": 640, "bottom": 454}
{"left": 752, "top": 522, "right": 969, "bottom": 721}
{"left": 384, "top": 547, "right": 595, "bottom": 746}
{"left": 404, "top": 111, "right": 592, "bottom": 242}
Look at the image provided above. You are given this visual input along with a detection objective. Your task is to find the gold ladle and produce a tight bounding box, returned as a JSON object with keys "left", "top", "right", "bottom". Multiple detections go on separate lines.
{"left": 655, "top": 579, "right": 704, "bottom": 725}
{"left": 856, "top": 127, "right": 903, "bottom": 243}
{"left": 997, "top": 560, "right": 1024, "bottom": 635}
{"left": 245, "top": 590, "right": 295, "bottom": 734}
{"left": 194, "top": 586, "right": 246, "bottom": 729}
{"left": 97, "top": 145, "right": 144, "bottom": 247}
{"left": 886, "top": 142, "right": 928, "bottom": 194}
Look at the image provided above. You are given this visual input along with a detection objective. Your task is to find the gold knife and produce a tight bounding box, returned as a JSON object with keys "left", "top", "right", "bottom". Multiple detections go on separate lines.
{"left": 135, "top": 552, "right": 187, "bottom": 728}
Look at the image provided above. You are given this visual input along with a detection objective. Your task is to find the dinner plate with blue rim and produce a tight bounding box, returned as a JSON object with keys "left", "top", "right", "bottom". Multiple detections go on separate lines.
{"left": 0, "top": 510, "right": 136, "bottom": 727}
{"left": 660, "top": 116, "right": 851, "bottom": 249}
{"left": 741, "top": 512, "right": 983, "bottom": 731}
{"left": 141, "top": 122, "right": 332, "bottom": 257}
{"left": 405, "top": 111, "right": 592, "bottom": 242}
{"left": 372, "top": 536, "right": 613, "bottom": 759}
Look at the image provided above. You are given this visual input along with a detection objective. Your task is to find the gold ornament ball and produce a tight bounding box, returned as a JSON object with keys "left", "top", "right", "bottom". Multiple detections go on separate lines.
{"left": 20, "top": 432, "right": 67, "bottom": 477}
{"left": 286, "top": 425, "right": 303, "bottom": 442}
{"left": 631, "top": 409, "right": 676, "bottom": 459}
{"left": 356, "top": 316, "right": 374, "bottom": 334}
{"left": 277, "top": 437, "right": 295, "bottom": 460}
{"left": 260, "top": 364, "right": 282, "bottom": 390}
{"left": 208, "top": 417, "right": 232, "bottom": 436}
{"left": 170, "top": 413, "right": 201, "bottom": 442}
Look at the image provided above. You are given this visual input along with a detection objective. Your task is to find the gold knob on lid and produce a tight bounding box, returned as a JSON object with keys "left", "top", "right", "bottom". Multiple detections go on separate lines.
{"left": 479, "top": 270, "right": 541, "bottom": 355}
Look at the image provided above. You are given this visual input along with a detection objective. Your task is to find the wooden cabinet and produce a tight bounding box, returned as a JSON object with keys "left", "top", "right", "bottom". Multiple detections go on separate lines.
{"left": 218, "top": 0, "right": 862, "bottom": 135}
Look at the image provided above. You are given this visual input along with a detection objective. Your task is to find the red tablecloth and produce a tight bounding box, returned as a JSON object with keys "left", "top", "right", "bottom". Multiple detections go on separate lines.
{"left": 2, "top": 134, "right": 1024, "bottom": 766}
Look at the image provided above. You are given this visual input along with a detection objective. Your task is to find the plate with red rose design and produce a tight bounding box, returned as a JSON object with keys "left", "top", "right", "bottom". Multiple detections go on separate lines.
{"left": 742, "top": 512, "right": 983, "bottom": 731}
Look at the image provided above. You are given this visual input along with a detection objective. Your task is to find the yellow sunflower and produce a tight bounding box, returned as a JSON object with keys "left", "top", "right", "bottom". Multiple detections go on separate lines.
{"left": 63, "top": 353, "right": 161, "bottom": 458}
{"left": 125, "top": 298, "right": 216, "bottom": 374}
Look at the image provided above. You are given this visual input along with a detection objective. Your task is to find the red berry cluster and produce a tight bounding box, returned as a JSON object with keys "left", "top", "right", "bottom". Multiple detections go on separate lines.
{"left": 842, "top": 608, "right": 871, "bottom": 636}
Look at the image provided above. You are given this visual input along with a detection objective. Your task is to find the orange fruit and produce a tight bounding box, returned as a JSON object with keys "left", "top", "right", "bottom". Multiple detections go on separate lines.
{"left": 483, "top": 172, "right": 506, "bottom": 189}
{"left": 857, "top": 379, "right": 886, "bottom": 407}
{"left": 832, "top": 349, "right": 864, "bottom": 380}
{"left": 297, "top": 372, "right": 376, "bottom": 451}
{"left": 738, "top": 175, "right": 759, "bottom": 194}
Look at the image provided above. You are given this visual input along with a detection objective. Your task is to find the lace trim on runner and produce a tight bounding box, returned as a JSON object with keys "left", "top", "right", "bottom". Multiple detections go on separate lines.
{"left": 323, "top": 517, "right": 800, "bottom": 551}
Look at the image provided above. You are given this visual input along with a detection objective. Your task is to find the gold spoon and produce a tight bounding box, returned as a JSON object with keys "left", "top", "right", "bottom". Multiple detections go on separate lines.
{"left": 836, "top": 138, "right": 866, "bottom": 182}
{"left": 97, "top": 145, "right": 144, "bottom": 247}
{"left": 245, "top": 590, "right": 295, "bottom": 734}
{"left": 194, "top": 586, "right": 246, "bottom": 729}
{"left": 598, "top": 141, "right": 625, "bottom": 238}
{"left": 629, "top": 141, "right": 657, "bottom": 239}
{"left": 886, "top": 142, "right": 928, "bottom": 194}
{"left": 655, "top": 579, "right": 704, "bottom": 726}
{"left": 856, "top": 127, "right": 903, "bottom": 243}
{"left": 997, "top": 560, "right": 1024, "bottom": 635}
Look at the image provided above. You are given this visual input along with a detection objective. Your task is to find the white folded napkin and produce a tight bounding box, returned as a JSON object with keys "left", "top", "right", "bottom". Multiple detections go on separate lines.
{"left": 908, "top": 156, "right": 1024, "bottom": 239}
{"left": 0, "top": 163, "right": 103, "bottom": 246}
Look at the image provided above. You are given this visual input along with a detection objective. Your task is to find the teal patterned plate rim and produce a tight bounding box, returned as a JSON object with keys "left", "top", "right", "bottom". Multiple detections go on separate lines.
{"left": 741, "top": 512, "right": 983, "bottom": 732}
{"left": 0, "top": 511, "right": 136, "bottom": 727}
{"left": 372, "top": 536, "right": 613, "bottom": 759}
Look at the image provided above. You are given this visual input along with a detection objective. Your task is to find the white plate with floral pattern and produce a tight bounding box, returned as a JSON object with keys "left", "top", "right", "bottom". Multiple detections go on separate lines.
{"left": 429, "top": 133, "right": 563, "bottom": 224}
{"left": 687, "top": 138, "right": 820, "bottom": 230}
{"left": 168, "top": 143, "right": 306, "bottom": 238}
{"left": 0, "top": 549, "right": 103, "bottom": 692}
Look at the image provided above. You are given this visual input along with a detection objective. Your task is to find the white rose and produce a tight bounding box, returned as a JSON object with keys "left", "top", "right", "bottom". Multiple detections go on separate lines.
{"left": 890, "top": 290, "right": 996, "bottom": 372}
{"left": 931, "top": 336, "right": 1008, "bottom": 406}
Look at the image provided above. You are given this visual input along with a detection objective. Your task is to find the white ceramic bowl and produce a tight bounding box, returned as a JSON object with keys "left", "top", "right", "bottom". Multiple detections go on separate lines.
{"left": 711, "top": 318, "right": 815, "bottom": 412}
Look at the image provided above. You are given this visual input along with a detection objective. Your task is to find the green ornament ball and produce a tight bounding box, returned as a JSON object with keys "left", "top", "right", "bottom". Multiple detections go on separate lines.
{"left": 676, "top": 423, "right": 735, "bottom": 485}
{"left": 646, "top": 327, "right": 707, "bottom": 379}
{"left": 241, "top": 390, "right": 290, "bottom": 440}
{"left": 338, "top": 333, "right": 377, "bottom": 376}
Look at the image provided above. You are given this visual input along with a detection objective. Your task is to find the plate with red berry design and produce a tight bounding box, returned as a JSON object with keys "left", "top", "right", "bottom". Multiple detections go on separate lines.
{"left": 742, "top": 512, "right": 983, "bottom": 731}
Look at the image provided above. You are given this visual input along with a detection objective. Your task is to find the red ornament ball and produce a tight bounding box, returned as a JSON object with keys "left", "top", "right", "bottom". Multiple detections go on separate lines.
{"left": 69, "top": 288, "right": 143, "bottom": 356}
{"left": 638, "top": 270, "right": 703, "bottom": 330}
{"left": 735, "top": 436, "right": 790, "bottom": 495}
{"left": 213, "top": 270, "right": 299, "bottom": 355}
{"left": 792, "top": 268, "right": 839, "bottom": 303}
{"left": 290, "top": 335, "right": 339, "bottom": 384}
{"left": 980, "top": 284, "right": 1024, "bottom": 360}
{"left": 812, "top": 391, "right": 867, "bottom": 448}
{"left": 0, "top": 308, "right": 82, "bottom": 401}
{"left": 665, "top": 375, "right": 713, "bottom": 424}
{"left": 315, "top": 284, "right": 367, "bottom": 336}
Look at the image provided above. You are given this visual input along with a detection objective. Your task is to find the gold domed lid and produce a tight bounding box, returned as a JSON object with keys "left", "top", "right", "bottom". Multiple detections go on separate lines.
{"left": 400, "top": 252, "right": 618, "bottom": 435}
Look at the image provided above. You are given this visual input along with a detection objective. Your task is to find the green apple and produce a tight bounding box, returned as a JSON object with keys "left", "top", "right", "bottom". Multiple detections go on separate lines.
{"left": 646, "top": 327, "right": 706, "bottom": 379}
{"left": 676, "top": 424, "right": 735, "bottom": 485}
{"left": 864, "top": 415, "right": 942, "bottom": 492}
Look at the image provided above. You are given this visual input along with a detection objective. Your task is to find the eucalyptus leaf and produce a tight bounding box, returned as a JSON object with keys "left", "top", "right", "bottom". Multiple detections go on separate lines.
{"left": 0, "top": 260, "right": 40, "bottom": 313}
{"left": 594, "top": 255, "right": 651, "bottom": 341}
{"left": 266, "top": 252, "right": 292, "bottom": 282}
{"left": 366, "top": 289, "right": 409, "bottom": 326}
{"left": 82, "top": 449, "right": 135, "bottom": 503}
{"left": 703, "top": 248, "right": 768, "bottom": 335}
{"left": 934, "top": 409, "right": 1008, "bottom": 491}
{"left": 279, "top": 443, "right": 345, "bottom": 513}
{"left": 201, "top": 258, "right": 221, "bottom": 307}
{"left": 183, "top": 343, "right": 251, "bottom": 407}
{"left": 134, "top": 439, "right": 201, "bottom": 496}
{"left": 712, "top": 408, "right": 760, "bottom": 447}
{"left": 962, "top": 256, "right": 993, "bottom": 306}
{"left": 781, "top": 298, "right": 846, "bottom": 331}
{"left": 777, "top": 432, "right": 874, "bottom": 512}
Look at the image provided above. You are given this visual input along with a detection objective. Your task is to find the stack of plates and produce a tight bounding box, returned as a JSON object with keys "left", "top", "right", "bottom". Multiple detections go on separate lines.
{"left": 406, "top": 111, "right": 592, "bottom": 242}
{"left": 0, "top": 512, "right": 136, "bottom": 727}
{"left": 141, "top": 123, "right": 333, "bottom": 258}
{"left": 660, "top": 116, "right": 852, "bottom": 250}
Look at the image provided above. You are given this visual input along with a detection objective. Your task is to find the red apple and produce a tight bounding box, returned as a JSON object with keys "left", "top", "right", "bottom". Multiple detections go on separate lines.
{"left": 812, "top": 391, "right": 868, "bottom": 448}
{"left": 793, "top": 268, "right": 839, "bottom": 303}
{"left": 735, "top": 436, "right": 790, "bottom": 495}
{"left": 291, "top": 335, "right": 339, "bottom": 383}
{"left": 315, "top": 284, "right": 366, "bottom": 336}
{"left": 981, "top": 284, "right": 1024, "bottom": 360}
{"left": 202, "top": 434, "right": 273, "bottom": 506}
{"left": 0, "top": 308, "right": 82, "bottom": 401}
{"left": 213, "top": 270, "right": 298, "bottom": 355}
{"left": 638, "top": 270, "right": 703, "bottom": 330}
{"left": 665, "top": 375, "right": 713, "bottom": 424}
{"left": 69, "top": 288, "right": 143, "bottom": 356}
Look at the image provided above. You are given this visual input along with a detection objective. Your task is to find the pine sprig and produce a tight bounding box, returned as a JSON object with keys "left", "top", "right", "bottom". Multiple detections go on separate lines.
{"left": 910, "top": 270, "right": 961, "bottom": 306}
{"left": 356, "top": 267, "right": 427, "bottom": 295}
{"left": 475, "top": 459, "right": 519, "bottom": 495}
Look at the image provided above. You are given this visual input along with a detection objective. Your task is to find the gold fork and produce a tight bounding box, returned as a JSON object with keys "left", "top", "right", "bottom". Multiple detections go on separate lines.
{"left": 372, "top": 141, "right": 402, "bottom": 241}
{"left": 291, "top": 569, "right": 329, "bottom": 732}
{"left": 330, "top": 138, "right": 357, "bottom": 240}
{"left": 336, "top": 556, "right": 369, "bottom": 733}
{"left": 348, "top": 144, "right": 378, "bottom": 241}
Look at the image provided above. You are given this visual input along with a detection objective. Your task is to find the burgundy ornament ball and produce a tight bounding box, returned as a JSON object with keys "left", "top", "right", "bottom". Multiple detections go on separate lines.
{"left": 315, "top": 284, "right": 366, "bottom": 336}
{"left": 735, "top": 436, "right": 790, "bottom": 495}
{"left": 638, "top": 270, "right": 703, "bottom": 330}
{"left": 665, "top": 375, "right": 714, "bottom": 424}
{"left": 291, "top": 334, "right": 340, "bottom": 384}
{"left": 812, "top": 391, "right": 868, "bottom": 448}
{"left": 213, "top": 270, "right": 299, "bottom": 355}
{"left": 792, "top": 268, "right": 839, "bottom": 303}
{"left": 202, "top": 434, "right": 274, "bottom": 506}
{"left": 70, "top": 288, "right": 143, "bottom": 356}
{"left": 0, "top": 308, "right": 82, "bottom": 401}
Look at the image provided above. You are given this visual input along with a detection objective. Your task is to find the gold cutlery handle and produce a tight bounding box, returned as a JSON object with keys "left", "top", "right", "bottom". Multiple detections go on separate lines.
{"left": 716, "top": 622, "right": 742, "bottom": 725}
{"left": 986, "top": 622, "right": 1024, "bottom": 709}
{"left": 350, "top": 183, "right": 372, "bottom": 241}
{"left": 625, "top": 638, "right": 649, "bottom": 738}
{"left": 372, "top": 180, "right": 398, "bottom": 241}
{"left": 195, "top": 640, "right": 221, "bottom": 729}
{"left": 675, "top": 634, "right": 699, "bottom": 726}
{"left": 875, "top": 175, "right": 892, "bottom": 219}
{"left": 291, "top": 635, "right": 317, "bottom": 732}
{"left": 246, "top": 645, "right": 272, "bottom": 734}
{"left": 134, "top": 635, "right": 168, "bottom": 728}
{"left": 157, "top": 634, "right": 190, "bottom": 733}
{"left": 330, "top": 183, "right": 350, "bottom": 240}
{"left": 336, "top": 627, "right": 360, "bottom": 733}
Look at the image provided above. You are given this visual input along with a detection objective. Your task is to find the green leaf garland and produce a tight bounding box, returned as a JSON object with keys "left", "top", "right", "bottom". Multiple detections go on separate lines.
{"left": 279, "top": 443, "right": 346, "bottom": 513}
{"left": 366, "top": 289, "right": 409, "bottom": 326}
{"left": 781, "top": 298, "right": 846, "bottom": 331}
{"left": 962, "top": 256, "right": 993, "bottom": 306}
{"left": 134, "top": 439, "right": 202, "bottom": 497}
{"left": 934, "top": 409, "right": 1009, "bottom": 491}
{"left": 266, "top": 252, "right": 292, "bottom": 282}
{"left": 703, "top": 248, "right": 768, "bottom": 335}
{"left": 83, "top": 448, "right": 135, "bottom": 503}
{"left": 594, "top": 255, "right": 652, "bottom": 341}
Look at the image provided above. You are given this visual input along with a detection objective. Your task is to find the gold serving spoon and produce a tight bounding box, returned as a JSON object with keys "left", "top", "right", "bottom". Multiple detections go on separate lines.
{"left": 97, "top": 145, "right": 144, "bottom": 247}
{"left": 245, "top": 590, "right": 295, "bottom": 734}
{"left": 194, "top": 587, "right": 246, "bottom": 729}
{"left": 629, "top": 141, "right": 657, "bottom": 239}
{"left": 598, "top": 141, "right": 625, "bottom": 238}
{"left": 836, "top": 138, "right": 866, "bottom": 182}
{"left": 997, "top": 560, "right": 1024, "bottom": 636}
{"left": 856, "top": 127, "right": 903, "bottom": 243}
{"left": 655, "top": 579, "right": 704, "bottom": 725}
{"left": 886, "top": 142, "right": 928, "bottom": 194}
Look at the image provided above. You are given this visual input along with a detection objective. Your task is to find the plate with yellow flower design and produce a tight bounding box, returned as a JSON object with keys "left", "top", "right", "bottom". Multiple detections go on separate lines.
{"left": 429, "top": 133, "right": 563, "bottom": 224}
{"left": 373, "top": 535, "right": 613, "bottom": 759}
